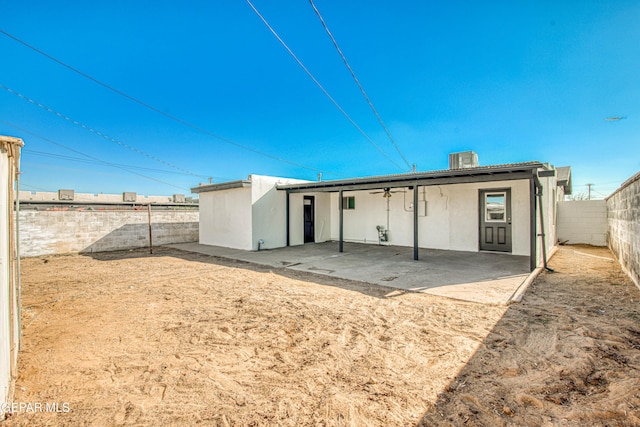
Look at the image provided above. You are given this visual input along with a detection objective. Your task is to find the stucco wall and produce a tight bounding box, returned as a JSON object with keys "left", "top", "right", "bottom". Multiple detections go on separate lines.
{"left": 251, "top": 175, "right": 310, "bottom": 250}
{"left": 557, "top": 200, "right": 607, "bottom": 246}
{"left": 323, "top": 179, "right": 534, "bottom": 256}
{"left": 607, "top": 172, "right": 640, "bottom": 287}
{"left": 290, "top": 192, "right": 332, "bottom": 246}
{"left": 20, "top": 210, "right": 199, "bottom": 257}
{"left": 199, "top": 187, "right": 251, "bottom": 250}
{"left": 537, "top": 174, "right": 559, "bottom": 266}
{"left": 197, "top": 175, "right": 310, "bottom": 251}
{"left": 328, "top": 188, "right": 420, "bottom": 246}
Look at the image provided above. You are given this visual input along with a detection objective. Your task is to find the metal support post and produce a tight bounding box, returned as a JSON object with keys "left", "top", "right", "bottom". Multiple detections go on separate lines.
{"left": 413, "top": 186, "right": 419, "bottom": 260}
{"left": 339, "top": 190, "right": 344, "bottom": 253}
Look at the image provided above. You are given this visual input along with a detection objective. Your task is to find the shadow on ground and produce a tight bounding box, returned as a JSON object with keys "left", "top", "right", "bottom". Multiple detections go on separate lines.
{"left": 416, "top": 245, "right": 640, "bottom": 426}
{"left": 83, "top": 246, "right": 406, "bottom": 300}
{"left": 162, "top": 241, "right": 531, "bottom": 304}
{"left": 83, "top": 240, "right": 531, "bottom": 303}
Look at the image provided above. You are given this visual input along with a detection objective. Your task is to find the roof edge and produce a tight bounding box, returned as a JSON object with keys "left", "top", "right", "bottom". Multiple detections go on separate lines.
{"left": 278, "top": 161, "right": 545, "bottom": 191}
{"left": 191, "top": 180, "right": 251, "bottom": 194}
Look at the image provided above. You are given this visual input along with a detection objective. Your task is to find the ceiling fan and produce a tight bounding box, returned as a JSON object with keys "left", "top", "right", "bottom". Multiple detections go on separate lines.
{"left": 369, "top": 187, "right": 403, "bottom": 198}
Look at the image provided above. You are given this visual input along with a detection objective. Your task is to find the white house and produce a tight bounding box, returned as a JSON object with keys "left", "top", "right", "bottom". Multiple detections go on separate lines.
{"left": 194, "top": 175, "right": 308, "bottom": 251}
{"left": 192, "top": 153, "right": 571, "bottom": 271}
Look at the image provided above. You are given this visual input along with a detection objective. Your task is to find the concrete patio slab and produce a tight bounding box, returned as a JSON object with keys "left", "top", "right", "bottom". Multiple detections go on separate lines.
{"left": 168, "top": 241, "right": 531, "bottom": 304}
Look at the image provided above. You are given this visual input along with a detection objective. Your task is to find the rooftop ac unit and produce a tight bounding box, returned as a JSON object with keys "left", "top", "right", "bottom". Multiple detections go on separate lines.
{"left": 449, "top": 151, "right": 479, "bottom": 169}
{"left": 58, "top": 189, "right": 75, "bottom": 201}
{"left": 123, "top": 192, "right": 137, "bottom": 202}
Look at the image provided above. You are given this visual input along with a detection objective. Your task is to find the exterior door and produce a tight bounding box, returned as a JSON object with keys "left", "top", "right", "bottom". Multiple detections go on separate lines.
{"left": 479, "top": 189, "right": 512, "bottom": 252}
{"left": 303, "top": 196, "right": 314, "bottom": 243}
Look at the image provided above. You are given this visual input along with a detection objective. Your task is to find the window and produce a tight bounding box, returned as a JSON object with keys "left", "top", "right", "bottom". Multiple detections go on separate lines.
{"left": 485, "top": 193, "right": 506, "bottom": 221}
{"left": 342, "top": 196, "right": 355, "bottom": 210}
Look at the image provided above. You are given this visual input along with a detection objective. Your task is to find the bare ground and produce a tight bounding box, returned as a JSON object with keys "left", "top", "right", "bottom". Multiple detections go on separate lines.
{"left": 419, "top": 245, "right": 640, "bottom": 427}
{"left": 5, "top": 245, "right": 640, "bottom": 426}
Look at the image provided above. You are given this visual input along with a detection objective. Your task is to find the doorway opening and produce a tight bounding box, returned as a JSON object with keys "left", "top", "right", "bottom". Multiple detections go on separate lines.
{"left": 303, "top": 196, "right": 314, "bottom": 243}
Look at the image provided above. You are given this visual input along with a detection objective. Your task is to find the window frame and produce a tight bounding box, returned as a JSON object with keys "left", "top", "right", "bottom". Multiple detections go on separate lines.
{"left": 341, "top": 196, "right": 355, "bottom": 210}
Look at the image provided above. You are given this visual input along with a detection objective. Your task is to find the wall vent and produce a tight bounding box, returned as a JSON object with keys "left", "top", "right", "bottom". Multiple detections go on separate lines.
{"left": 449, "top": 151, "right": 479, "bottom": 169}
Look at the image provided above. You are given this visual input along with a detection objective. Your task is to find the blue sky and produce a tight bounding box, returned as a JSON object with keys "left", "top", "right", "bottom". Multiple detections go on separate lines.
{"left": 1, "top": 1, "right": 638, "bottom": 199}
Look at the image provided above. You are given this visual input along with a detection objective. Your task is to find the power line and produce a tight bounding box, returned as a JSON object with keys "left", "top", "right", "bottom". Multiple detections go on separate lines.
{"left": 20, "top": 183, "right": 51, "bottom": 192}
{"left": 0, "top": 29, "right": 332, "bottom": 175}
{"left": 592, "top": 190, "right": 610, "bottom": 199}
{"left": 574, "top": 181, "right": 621, "bottom": 186}
{"left": 0, "top": 119, "right": 191, "bottom": 191}
{"left": 308, "top": 0, "right": 411, "bottom": 170}
{"left": 23, "top": 148, "right": 230, "bottom": 179}
{"left": 0, "top": 84, "right": 207, "bottom": 179}
{"left": 24, "top": 149, "right": 191, "bottom": 175}
{"left": 21, "top": 161, "right": 164, "bottom": 179}
{"left": 244, "top": 0, "right": 404, "bottom": 171}
{"left": 22, "top": 160, "right": 189, "bottom": 191}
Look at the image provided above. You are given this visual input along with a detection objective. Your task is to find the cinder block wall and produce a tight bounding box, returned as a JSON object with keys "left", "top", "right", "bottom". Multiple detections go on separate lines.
{"left": 607, "top": 172, "right": 640, "bottom": 288}
{"left": 557, "top": 200, "right": 607, "bottom": 246}
{"left": 19, "top": 210, "right": 198, "bottom": 257}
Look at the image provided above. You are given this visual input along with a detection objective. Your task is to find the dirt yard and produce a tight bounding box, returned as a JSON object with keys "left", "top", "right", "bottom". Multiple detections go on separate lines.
{"left": 5, "top": 245, "right": 640, "bottom": 426}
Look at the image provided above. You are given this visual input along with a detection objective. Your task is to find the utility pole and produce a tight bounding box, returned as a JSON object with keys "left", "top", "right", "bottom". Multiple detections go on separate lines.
{"left": 586, "top": 183, "right": 593, "bottom": 200}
